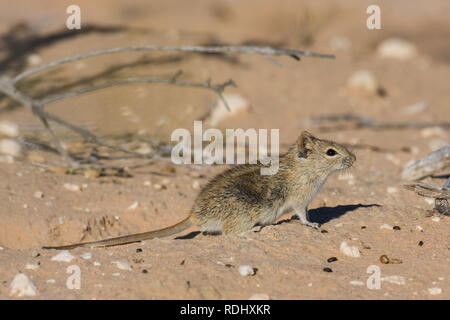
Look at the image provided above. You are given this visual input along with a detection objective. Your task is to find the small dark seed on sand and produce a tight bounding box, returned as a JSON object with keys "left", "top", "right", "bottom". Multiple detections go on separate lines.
{"left": 180, "top": 260, "right": 185, "bottom": 265}
{"left": 361, "top": 226, "right": 367, "bottom": 229}
{"left": 327, "top": 257, "right": 338, "bottom": 263}
{"left": 418, "top": 241, "right": 424, "bottom": 246}
{"left": 323, "top": 267, "right": 333, "bottom": 272}
{"left": 142, "top": 269, "right": 148, "bottom": 274}
{"left": 136, "top": 248, "right": 142, "bottom": 253}
{"left": 321, "top": 230, "right": 328, "bottom": 233}
{"left": 393, "top": 226, "right": 401, "bottom": 230}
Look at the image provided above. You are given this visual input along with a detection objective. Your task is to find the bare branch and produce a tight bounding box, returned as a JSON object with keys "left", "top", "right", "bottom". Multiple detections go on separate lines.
{"left": 404, "top": 181, "right": 450, "bottom": 199}
{"left": 303, "top": 113, "right": 450, "bottom": 131}
{"left": 402, "top": 146, "right": 450, "bottom": 181}
{"left": 12, "top": 45, "right": 335, "bottom": 83}
{"left": 40, "top": 73, "right": 237, "bottom": 106}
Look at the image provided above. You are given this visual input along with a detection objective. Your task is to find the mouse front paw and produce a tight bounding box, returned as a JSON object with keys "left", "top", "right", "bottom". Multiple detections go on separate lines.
{"left": 301, "top": 221, "right": 320, "bottom": 229}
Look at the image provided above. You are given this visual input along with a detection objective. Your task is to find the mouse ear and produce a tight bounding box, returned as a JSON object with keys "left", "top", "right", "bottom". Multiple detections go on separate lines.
{"left": 297, "top": 131, "right": 316, "bottom": 157}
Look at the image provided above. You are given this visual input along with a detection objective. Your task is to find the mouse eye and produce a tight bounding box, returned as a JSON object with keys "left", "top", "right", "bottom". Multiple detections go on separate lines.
{"left": 326, "top": 149, "right": 337, "bottom": 156}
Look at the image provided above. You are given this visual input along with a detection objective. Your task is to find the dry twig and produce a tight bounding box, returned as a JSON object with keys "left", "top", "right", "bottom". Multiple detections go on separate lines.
{"left": 0, "top": 45, "right": 334, "bottom": 167}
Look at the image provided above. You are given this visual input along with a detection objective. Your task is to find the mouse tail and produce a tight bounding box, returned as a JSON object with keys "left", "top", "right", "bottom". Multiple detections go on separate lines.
{"left": 42, "top": 216, "right": 193, "bottom": 250}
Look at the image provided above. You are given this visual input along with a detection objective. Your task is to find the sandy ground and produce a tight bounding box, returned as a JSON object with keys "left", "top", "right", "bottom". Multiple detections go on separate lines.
{"left": 0, "top": 0, "right": 449, "bottom": 299}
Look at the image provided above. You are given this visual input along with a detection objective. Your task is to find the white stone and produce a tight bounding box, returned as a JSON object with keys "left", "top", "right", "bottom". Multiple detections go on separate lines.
{"left": 431, "top": 217, "right": 441, "bottom": 222}
{"left": 349, "top": 280, "right": 365, "bottom": 286}
{"left": 64, "top": 183, "right": 80, "bottom": 192}
{"left": 51, "top": 250, "right": 75, "bottom": 263}
{"left": 80, "top": 252, "right": 92, "bottom": 260}
{"left": 207, "top": 94, "right": 249, "bottom": 126}
{"left": 9, "top": 273, "right": 37, "bottom": 297}
{"left": 381, "top": 275, "right": 405, "bottom": 285}
{"left": 347, "top": 70, "right": 378, "bottom": 95}
{"left": 380, "top": 224, "right": 393, "bottom": 230}
{"left": 93, "top": 261, "right": 101, "bottom": 266}
{"left": 127, "top": 201, "right": 139, "bottom": 210}
{"left": 0, "top": 139, "right": 21, "bottom": 157}
{"left": 111, "top": 261, "right": 132, "bottom": 271}
{"left": 427, "top": 287, "right": 442, "bottom": 295}
{"left": 377, "top": 38, "right": 417, "bottom": 60}
{"left": 0, "top": 121, "right": 19, "bottom": 138}
{"left": 249, "top": 293, "right": 270, "bottom": 300}
{"left": 46, "top": 279, "right": 56, "bottom": 284}
{"left": 25, "top": 262, "right": 40, "bottom": 270}
{"left": 387, "top": 187, "right": 398, "bottom": 194}
{"left": 339, "top": 241, "right": 361, "bottom": 258}
{"left": 424, "top": 197, "right": 435, "bottom": 205}
{"left": 192, "top": 180, "right": 200, "bottom": 190}
{"left": 34, "top": 191, "right": 44, "bottom": 199}
{"left": 238, "top": 265, "right": 255, "bottom": 276}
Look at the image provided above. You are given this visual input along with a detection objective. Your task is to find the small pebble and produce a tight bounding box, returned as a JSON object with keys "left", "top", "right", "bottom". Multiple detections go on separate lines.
{"left": 111, "top": 261, "right": 132, "bottom": 271}
{"left": 64, "top": 183, "right": 80, "bottom": 192}
{"left": 418, "top": 241, "right": 424, "bottom": 246}
{"left": 153, "top": 184, "right": 162, "bottom": 190}
{"left": 327, "top": 257, "right": 338, "bottom": 263}
{"left": 192, "top": 180, "right": 201, "bottom": 190}
{"left": 0, "top": 139, "right": 22, "bottom": 157}
{"left": 340, "top": 241, "right": 361, "bottom": 258}
{"left": 377, "top": 38, "right": 417, "bottom": 60}
{"left": 9, "top": 273, "right": 37, "bottom": 297}
{"left": 427, "top": 287, "right": 442, "bottom": 295}
{"left": 46, "top": 279, "right": 56, "bottom": 284}
{"left": 33, "top": 191, "right": 44, "bottom": 199}
{"left": 431, "top": 217, "right": 440, "bottom": 222}
{"left": 393, "top": 226, "right": 401, "bottom": 230}
{"left": 238, "top": 265, "right": 255, "bottom": 276}
{"left": 249, "top": 293, "right": 270, "bottom": 300}
{"left": 25, "top": 262, "right": 40, "bottom": 270}
{"left": 93, "top": 261, "right": 101, "bottom": 266}
{"left": 380, "top": 224, "right": 393, "bottom": 230}
{"left": 127, "top": 201, "right": 139, "bottom": 210}
{"left": 387, "top": 187, "right": 398, "bottom": 194}
{"left": 349, "top": 280, "right": 365, "bottom": 286}
{"left": 51, "top": 250, "right": 74, "bottom": 263}
{"left": 381, "top": 275, "right": 405, "bottom": 285}
{"left": 80, "top": 252, "right": 92, "bottom": 260}
{"left": 321, "top": 230, "right": 328, "bottom": 233}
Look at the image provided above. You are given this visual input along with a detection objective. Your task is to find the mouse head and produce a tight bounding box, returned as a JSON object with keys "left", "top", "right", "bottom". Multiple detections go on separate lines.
{"left": 296, "top": 131, "right": 356, "bottom": 171}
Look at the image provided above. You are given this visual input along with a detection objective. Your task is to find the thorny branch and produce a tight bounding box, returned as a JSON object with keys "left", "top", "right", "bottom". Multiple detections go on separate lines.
{"left": 0, "top": 45, "right": 334, "bottom": 168}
